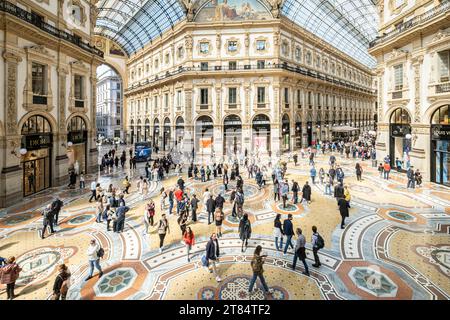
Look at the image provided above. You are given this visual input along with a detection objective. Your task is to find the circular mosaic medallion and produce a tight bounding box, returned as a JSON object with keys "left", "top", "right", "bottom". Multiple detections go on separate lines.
{"left": 95, "top": 268, "right": 137, "bottom": 296}
{"left": 348, "top": 267, "right": 398, "bottom": 298}
{"left": 1, "top": 212, "right": 36, "bottom": 226}
{"left": 431, "top": 249, "right": 450, "bottom": 269}
{"left": 198, "top": 275, "right": 288, "bottom": 300}
{"left": 211, "top": 184, "right": 260, "bottom": 201}
{"left": 276, "top": 203, "right": 299, "bottom": 212}
{"left": 67, "top": 214, "right": 95, "bottom": 225}
{"left": 387, "top": 211, "right": 415, "bottom": 222}
{"left": 16, "top": 247, "right": 76, "bottom": 285}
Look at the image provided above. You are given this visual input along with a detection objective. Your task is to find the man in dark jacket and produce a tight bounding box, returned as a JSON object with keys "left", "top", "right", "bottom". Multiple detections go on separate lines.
{"left": 115, "top": 206, "right": 130, "bottom": 233}
{"left": 215, "top": 193, "right": 225, "bottom": 210}
{"left": 51, "top": 198, "right": 64, "bottom": 227}
{"left": 291, "top": 180, "right": 299, "bottom": 204}
{"left": 177, "top": 176, "right": 185, "bottom": 191}
{"left": 41, "top": 204, "right": 55, "bottom": 239}
{"left": 205, "top": 233, "right": 221, "bottom": 282}
{"left": 338, "top": 197, "right": 349, "bottom": 229}
{"left": 190, "top": 194, "right": 199, "bottom": 222}
{"left": 334, "top": 182, "right": 344, "bottom": 204}
{"left": 406, "top": 166, "right": 415, "bottom": 189}
{"left": 301, "top": 182, "right": 312, "bottom": 204}
{"left": 206, "top": 195, "right": 215, "bottom": 225}
{"left": 283, "top": 214, "right": 294, "bottom": 254}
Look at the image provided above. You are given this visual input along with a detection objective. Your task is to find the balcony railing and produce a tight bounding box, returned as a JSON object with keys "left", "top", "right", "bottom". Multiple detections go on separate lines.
{"left": 392, "top": 91, "right": 403, "bottom": 99}
{"left": 369, "top": 0, "right": 450, "bottom": 48}
{"left": 127, "top": 63, "right": 374, "bottom": 95}
{"left": 436, "top": 82, "right": 450, "bottom": 93}
{"left": 0, "top": 0, "right": 104, "bottom": 58}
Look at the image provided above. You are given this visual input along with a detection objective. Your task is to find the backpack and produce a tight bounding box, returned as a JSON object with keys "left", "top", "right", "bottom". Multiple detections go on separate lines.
{"left": 97, "top": 247, "right": 105, "bottom": 258}
{"left": 316, "top": 234, "right": 325, "bottom": 249}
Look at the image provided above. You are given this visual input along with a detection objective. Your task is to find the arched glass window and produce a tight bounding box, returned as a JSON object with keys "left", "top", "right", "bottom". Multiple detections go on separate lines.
{"left": 431, "top": 105, "right": 450, "bottom": 125}
{"left": 67, "top": 116, "right": 86, "bottom": 132}
{"left": 390, "top": 108, "right": 411, "bottom": 124}
{"left": 21, "top": 115, "right": 52, "bottom": 135}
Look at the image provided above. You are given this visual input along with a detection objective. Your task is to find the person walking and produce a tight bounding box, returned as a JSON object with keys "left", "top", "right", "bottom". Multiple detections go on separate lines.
{"left": 115, "top": 205, "right": 130, "bottom": 233}
{"left": 383, "top": 162, "right": 391, "bottom": 180}
{"left": 41, "top": 204, "right": 55, "bottom": 239}
{"left": 79, "top": 172, "right": 85, "bottom": 190}
{"left": 301, "top": 181, "right": 312, "bottom": 204}
{"left": 239, "top": 213, "right": 252, "bottom": 252}
{"left": 85, "top": 239, "right": 103, "bottom": 281}
{"left": 89, "top": 180, "right": 97, "bottom": 202}
{"left": 291, "top": 180, "right": 299, "bottom": 204}
{"left": 122, "top": 176, "right": 131, "bottom": 194}
{"left": 51, "top": 198, "right": 64, "bottom": 227}
{"left": 378, "top": 162, "right": 384, "bottom": 178}
{"left": 190, "top": 194, "right": 199, "bottom": 222}
{"left": 0, "top": 256, "right": 22, "bottom": 300}
{"left": 205, "top": 233, "right": 222, "bottom": 282}
{"left": 283, "top": 214, "right": 295, "bottom": 254}
{"left": 407, "top": 166, "right": 415, "bottom": 189}
{"left": 292, "top": 228, "right": 310, "bottom": 276}
{"left": 95, "top": 197, "right": 104, "bottom": 223}
{"left": 248, "top": 245, "right": 274, "bottom": 295}
{"left": 52, "top": 264, "right": 71, "bottom": 300}
{"left": 338, "top": 196, "right": 350, "bottom": 229}
{"left": 415, "top": 169, "right": 423, "bottom": 187}
{"left": 355, "top": 163, "right": 363, "bottom": 181}
{"left": 334, "top": 182, "right": 345, "bottom": 204}
{"left": 311, "top": 226, "right": 323, "bottom": 268}
{"left": 273, "top": 179, "right": 280, "bottom": 202}
{"left": 183, "top": 227, "right": 195, "bottom": 262}
{"left": 310, "top": 166, "right": 317, "bottom": 184}
{"left": 280, "top": 180, "right": 289, "bottom": 209}
{"left": 273, "top": 214, "right": 284, "bottom": 251}
{"left": 157, "top": 214, "right": 170, "bottom": 253}
{"left": 344, "top": 185, "right": 351, "bottom": 208}
{"left": 206, "top": 194, "right": 215, "bottom": 225}
{"left": 104, "top": 204, "right": 114, "bottom": 231}
{"left": 214, "top": 208, "right": 224, "bottom": 238}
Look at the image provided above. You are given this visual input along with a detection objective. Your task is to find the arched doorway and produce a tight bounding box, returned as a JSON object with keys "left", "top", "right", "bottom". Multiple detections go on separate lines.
{"left": 175, "top": 117, "right": 185, "bottom": 151}
{"left": 163, "top": 118, "right": 171, "bottom": 151}
{"left": 306, "top": 113, "right": 313, "bottom": 146}
{"left": 282, "top": 114, "right": 290, "bottom": 151}
{"left": 130, "top": 120, "right": 135, "bottom": 144}
{"left": 67, "top": 116, "right": 88, "bottom": 174}
{"left": 145, "top": 119, "right": 150, "bottom": 141}
{"left": 430, "top": 105, "right": 450, "bottom": 186}
{"left": 389, "top": 108, "right": 412, "bottom": 168}
{"left": 223, "top": 115, "right": 242, "bottom": 156}
{"left": 195, "top": 116, "right": 214, "bottom": 157}
{"left": 136, "top": 119, "right": 142, "bottom": 143}
{"left": 153, "top": 118, "right": 160, "bottom": 149}
{"left": 295, "top": 114, "right": 302, "bottom": 149}
{"left": 252, "top": 114, "right": 271, "bottom": 153}
{"left": 21, "top": 115, "right": 53, "bottom": 197}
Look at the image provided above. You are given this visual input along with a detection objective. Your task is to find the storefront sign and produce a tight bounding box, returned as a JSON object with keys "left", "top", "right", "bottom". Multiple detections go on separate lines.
{"left": 390, "top": 124, "right": 411, "bottom": 137}
{"left": 431, "top": 125, "right": 450, "bottom": 140}
{"left": 23, "top": 134, "right": 52, "bottom": 150}
{"left": 68, "top": 131, "right": 87, "bottom": 144}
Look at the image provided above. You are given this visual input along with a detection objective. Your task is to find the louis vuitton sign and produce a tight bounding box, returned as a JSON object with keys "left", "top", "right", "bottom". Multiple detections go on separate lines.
{"left": 431, "top": 125, "right": 450, "bottom": 140}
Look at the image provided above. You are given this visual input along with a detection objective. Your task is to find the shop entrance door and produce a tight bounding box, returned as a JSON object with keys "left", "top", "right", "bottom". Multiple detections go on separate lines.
{"left": 23, "top": 156, "right": 51, "bottom": 197}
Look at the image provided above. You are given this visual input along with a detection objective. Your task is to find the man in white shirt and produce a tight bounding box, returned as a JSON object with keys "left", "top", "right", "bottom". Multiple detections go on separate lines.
{"left": 89, "top": 180, "right": 97, "bottom": 202}
{"left": 85, "top": 239, "right": 103, "bottom": 280}
{"left": 203, "top": 188, "right": 211, "bottom": 209}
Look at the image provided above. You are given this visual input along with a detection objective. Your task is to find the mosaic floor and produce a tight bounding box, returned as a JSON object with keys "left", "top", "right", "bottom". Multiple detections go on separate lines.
{"left": 0, "top": 152, "right": 449, "bottom": 300}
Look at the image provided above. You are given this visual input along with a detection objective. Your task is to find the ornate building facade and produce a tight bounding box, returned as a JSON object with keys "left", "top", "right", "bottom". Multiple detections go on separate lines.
{"left": 0, "top": 0, "right": 104, "bottom": 206}
{"left": 370, "top": 0, "right": 450, "bottom": 185}
{"left": 124, "top": 0, "right": 377, "bottom": 160}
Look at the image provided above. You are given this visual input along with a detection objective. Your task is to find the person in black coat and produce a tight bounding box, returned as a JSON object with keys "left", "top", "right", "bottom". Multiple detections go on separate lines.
{"left": 301, "top": 182, "right": 312, "bottom": 204}
{"left": 206, "top": 195, "right": 216, "bottom": 225}
{"left": 291, "top": 180, "right": 299, "bottom": 204}
{"left": 338, "top": 197, "right": 349, "bottom": 229}
{"left": 177, "top": 176, "right": 185, "bottom": 191}
{"left": 215, "top": 194, "right": 225, "bottom": 210}
{"left": 334, "top": 182, "right": 344, "bottom": 204}
{"left": 238, "top": 213, "right": 252, "bottom": 252}
{"left": 115, "top": 205, "right": 130, "bottom": 233}
{"left": 51, "top": 198, "right": 64, "bottom": 226}
{"left": 282, "top": 214, "right": 294, "bottom": 254}
{"left": 205, "top": 233, "right": 221, "bottom": 282}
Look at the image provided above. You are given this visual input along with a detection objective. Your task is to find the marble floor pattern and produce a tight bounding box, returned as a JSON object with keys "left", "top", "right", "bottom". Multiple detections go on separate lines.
{"left": 0, "top": 152, "right": 449, "bottom": 300}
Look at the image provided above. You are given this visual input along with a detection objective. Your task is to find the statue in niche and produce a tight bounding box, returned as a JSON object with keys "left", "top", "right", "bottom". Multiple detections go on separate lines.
{"left": 184, "top": 0, "right": 195, "bottom": 22}
{"left": 269, "top": 0, "right": 283, "bottom": 18}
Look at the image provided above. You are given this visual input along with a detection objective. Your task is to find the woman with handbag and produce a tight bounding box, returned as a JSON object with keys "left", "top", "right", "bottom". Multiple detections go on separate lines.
{"left": 0, "top": 256, "right": 22, "bottom": 300}
{"left": 52, "top": 264, "right": 71, "bottom": 300}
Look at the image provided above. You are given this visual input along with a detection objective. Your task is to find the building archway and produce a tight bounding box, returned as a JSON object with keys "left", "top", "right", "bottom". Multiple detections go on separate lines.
{"left": 223, "top": 115, "right": 242, "bottom": 156}
{"left": 430, "top": 104, "right": 450, "bottom": 186}
{"left": 163, "top": 117, "right": 171, "bottom": 151}
{"left": 195, "top": 116, "right": 214, "bottom": 157}
{"left": 389, "top": 108, "right": 412, "bottom": 168}
{"left": 252, "top": 114, "right": 271, "bottom": 153}
{"left": 282, "top": 114, "right": 290, "bottom": 151}
{"left": 67, "top": 116, "right": 88, "bottom": 174}
{"left": 20, "top": 115, "right": 53, "bottom": 197}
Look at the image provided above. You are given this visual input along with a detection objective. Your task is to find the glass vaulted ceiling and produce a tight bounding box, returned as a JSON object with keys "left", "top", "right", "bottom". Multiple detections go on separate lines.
{"left": 95, "top": 0, "right": 378, "bottom": 68}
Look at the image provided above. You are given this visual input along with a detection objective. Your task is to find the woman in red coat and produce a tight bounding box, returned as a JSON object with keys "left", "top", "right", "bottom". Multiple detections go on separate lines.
{"left": 0, "top": 256, "right": 22, "bottom": 300}
{"left": 183, "top": 227, "right": 195, "bottom": 262}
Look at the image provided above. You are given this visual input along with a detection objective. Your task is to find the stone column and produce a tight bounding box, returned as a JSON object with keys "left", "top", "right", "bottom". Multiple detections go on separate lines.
{"left": 242, "top": 82, "right": 251, "bottom": 155}
{"left": 88, "top": 74, "right": 99, "bottom": 173}
{"left": 183, "top": 84, "right": 194, "bottom": 163}
{"left": 1, "top": 51, "right": 23, "bottom": 207}
{"left": 214, "top": 83, "right": 223, "bottom": 160}
{"left": 54, "top": 66, "right": 69, "bottom": 186}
